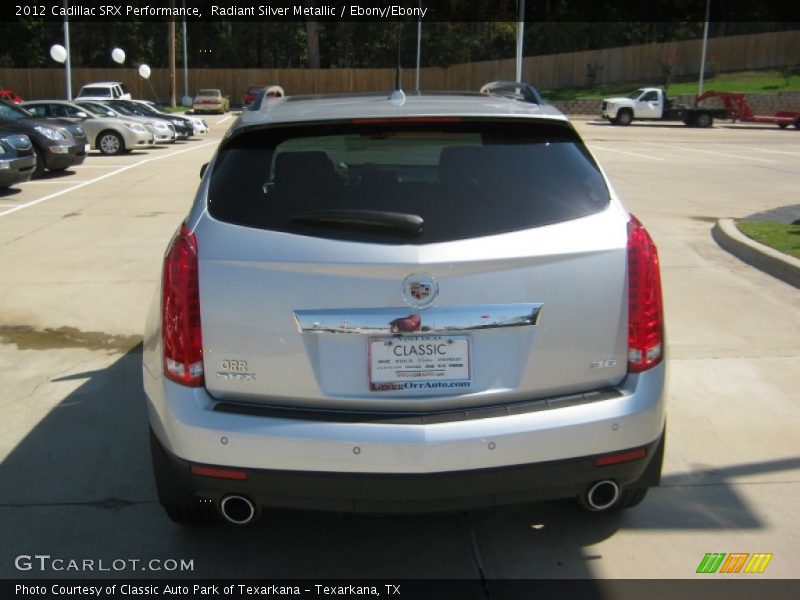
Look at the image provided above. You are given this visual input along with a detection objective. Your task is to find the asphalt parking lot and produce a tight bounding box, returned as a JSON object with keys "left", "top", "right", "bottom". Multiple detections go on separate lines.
{"left": 0, "top": 114, "right": 798, "bottom": 581}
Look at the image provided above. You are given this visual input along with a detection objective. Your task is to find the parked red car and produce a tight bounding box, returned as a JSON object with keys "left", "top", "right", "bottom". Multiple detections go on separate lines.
{"left": 242, "top": 86, "right": 265, "bottom": 107}
{"left": 0, "top": 89, "right": 23, "bottom": 103}
{"left": 241, "top": 84, "right": 284, "bottom": 107}
{"left": 242, "top": 85, "right": 266, "bottom": 106}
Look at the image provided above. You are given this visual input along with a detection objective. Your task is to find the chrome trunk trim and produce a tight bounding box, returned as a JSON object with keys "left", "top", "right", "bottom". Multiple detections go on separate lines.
{"left": 294, "top": 304, "right": 543, "bottom": 335}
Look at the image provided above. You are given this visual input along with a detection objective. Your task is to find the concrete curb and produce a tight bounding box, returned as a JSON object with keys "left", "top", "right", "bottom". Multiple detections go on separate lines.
{"left": 712, "top": 218, "right": 800, "bottom": 289}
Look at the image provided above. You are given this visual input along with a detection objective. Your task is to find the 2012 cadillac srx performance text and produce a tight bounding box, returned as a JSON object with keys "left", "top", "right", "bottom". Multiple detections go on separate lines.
{"left": 142, "top": 87, "right": 666, "bottom": 525}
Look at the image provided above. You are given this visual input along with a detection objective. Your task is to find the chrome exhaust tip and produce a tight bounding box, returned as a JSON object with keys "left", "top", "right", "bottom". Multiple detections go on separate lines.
{"left": 220, "top": 494, "right": 256, "bottom": 525}
{"left": 585, "top": 480, "right": 620, "bottom": 511}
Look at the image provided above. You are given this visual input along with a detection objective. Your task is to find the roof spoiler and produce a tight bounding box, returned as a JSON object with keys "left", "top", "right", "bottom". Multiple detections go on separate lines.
{"left": 480, "top": 81, "right": 543, "bottom": 105}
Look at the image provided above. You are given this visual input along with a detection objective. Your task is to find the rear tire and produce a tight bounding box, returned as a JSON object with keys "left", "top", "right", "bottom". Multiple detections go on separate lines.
{"left": 695, "top": 113, "right": 713, "bottom": 128}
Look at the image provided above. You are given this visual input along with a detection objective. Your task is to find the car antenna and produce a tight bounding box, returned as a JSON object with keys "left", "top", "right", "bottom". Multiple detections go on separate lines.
{"left": 390, "top": 25, "right": 406, "bottom": 104}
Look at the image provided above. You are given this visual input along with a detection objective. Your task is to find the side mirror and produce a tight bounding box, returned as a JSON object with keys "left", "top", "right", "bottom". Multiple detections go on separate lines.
{"left": 200, "top": 162, "right": 208, "bottom": 179}
{"left": 75, "top": 111, "right": 89, "bottom": 118}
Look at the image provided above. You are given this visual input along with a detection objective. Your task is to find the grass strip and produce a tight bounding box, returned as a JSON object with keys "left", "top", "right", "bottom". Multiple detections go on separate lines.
{"left": 736, "top": 220, "right": 800, "bottom": 260}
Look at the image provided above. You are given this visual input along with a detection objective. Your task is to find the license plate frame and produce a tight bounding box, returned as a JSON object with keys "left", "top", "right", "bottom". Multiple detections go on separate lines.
{"left": 368, "top": 334, "right": 472, "bottom": 393}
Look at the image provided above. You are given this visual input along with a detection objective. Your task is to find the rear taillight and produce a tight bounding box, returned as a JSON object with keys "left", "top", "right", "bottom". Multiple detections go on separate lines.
{"left": 627, "top": 215, "right": 664, "bottom": 373}
{"left": 162, "top": 224, "right": 204, "bottom": 386}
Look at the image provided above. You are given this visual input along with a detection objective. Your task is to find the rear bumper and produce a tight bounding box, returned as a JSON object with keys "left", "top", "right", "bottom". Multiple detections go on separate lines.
{"left": 145, "top": 352, "right": 667, "bottom": 510}
{"left": 194, "top": 104, "right": 224, "bottom": 112}
{"left": 151, "top": 425, "right": 664, "bottom": 513}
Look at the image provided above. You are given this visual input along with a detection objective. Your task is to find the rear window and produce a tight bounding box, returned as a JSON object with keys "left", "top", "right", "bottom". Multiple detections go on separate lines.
{"left": 198, "top": 90, "right": 221, "bottom": 97}
{"left": 79, "top": 87, "right": 112, "bottom": 98}
{"left": 207, "top": 120, "right": 609, "bottom": 244}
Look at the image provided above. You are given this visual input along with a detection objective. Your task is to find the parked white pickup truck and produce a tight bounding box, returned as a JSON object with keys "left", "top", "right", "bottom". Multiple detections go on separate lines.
{"left": 600, "top": 87, "right": 730, "bottom": 127}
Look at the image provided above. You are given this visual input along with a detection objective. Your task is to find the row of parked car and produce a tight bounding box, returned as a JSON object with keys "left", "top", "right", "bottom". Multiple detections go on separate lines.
{"left": 0, "top": 92, "right": 210, "bottom": 190}
{"left": 0, "top": 79, "right": 293, "bottom": 190}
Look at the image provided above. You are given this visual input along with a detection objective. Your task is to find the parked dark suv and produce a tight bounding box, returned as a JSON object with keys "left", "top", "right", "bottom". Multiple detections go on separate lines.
{"left": 0, "top": 131, "right": 36, "bottom": 188}
{"left": 0, "top": 100, "right": 88, "bottom": 177}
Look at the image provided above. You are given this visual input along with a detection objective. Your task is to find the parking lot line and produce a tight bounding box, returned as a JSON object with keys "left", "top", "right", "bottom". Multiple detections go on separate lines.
{"left": 216, "top": 115, "right": 234, "bottom": 125}
{"left": 0, "top": 142, "right": 217, "bottom": 219}
{"left": 587, "top": 145, "right": 665, "bottom": 161}
{"left": 638, "top": 145, "right": 776, "bottom": 163}
{"left": 727, "top": 146, "right": 800, "bottom": 158}
{"left": 73, "top": 164, "right": 134, "bottom": 168}
{"left": 22, "top": 180, "right": 91, "bottom": 185}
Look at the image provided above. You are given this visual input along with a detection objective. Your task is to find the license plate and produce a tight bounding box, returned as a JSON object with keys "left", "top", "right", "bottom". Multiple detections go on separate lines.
{"left": 368, "top": 335, "right": 471, "bottom": 393}
{"left": 84, "top": 144, "right": 90, "bottom": 153}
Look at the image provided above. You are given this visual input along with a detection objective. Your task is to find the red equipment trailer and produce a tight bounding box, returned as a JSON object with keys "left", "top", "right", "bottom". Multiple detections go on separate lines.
{"left": 696, "top": 91, "right": 800, "bottom": 129}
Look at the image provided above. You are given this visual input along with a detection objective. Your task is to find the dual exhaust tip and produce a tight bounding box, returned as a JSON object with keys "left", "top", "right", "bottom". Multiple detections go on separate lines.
{"left": 583, "top": 480, "right": 620, "bottom": 511}
{"left": 218, "top": 482, "right": 621, "bottom": 523}
{"left": 219, "top": 494, "right": 256, "bottom": 525}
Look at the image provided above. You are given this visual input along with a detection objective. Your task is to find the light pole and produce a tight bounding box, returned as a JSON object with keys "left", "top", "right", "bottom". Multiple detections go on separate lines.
{"left": 51, "top": 1, "right": 73, "bottom": 99}
{"left": 63, "top": 0, "right": 72, "bottom": 99}
{"left": 182, "top": 0, "right": 191, "bottom": 106}
{"left": 516, "top": 0, "right": 525, "bottom": 82}
{"left": 698, "top": 0, "right": 711, "bottom": 95}
{"left": 415, "top": 1, "right": 422, "bottom": 91}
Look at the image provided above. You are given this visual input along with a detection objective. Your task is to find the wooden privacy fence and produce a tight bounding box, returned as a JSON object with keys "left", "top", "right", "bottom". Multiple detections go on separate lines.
{"left": 2, "top": 29, "right": 798, "bottom": 102}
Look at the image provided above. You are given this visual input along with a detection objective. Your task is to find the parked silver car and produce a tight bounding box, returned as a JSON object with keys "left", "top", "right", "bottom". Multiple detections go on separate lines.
{"left": 143, "top": 87, "right": 666, "bottom": 525}
{"left": 22, "top": 100, "right": 154, "bottom": 155}
{"left": 76, "top": 101, "right": 175, "bottom": 144}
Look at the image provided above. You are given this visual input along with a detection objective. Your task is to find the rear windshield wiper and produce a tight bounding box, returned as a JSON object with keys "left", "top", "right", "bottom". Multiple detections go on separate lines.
{"left": 290, "top": 210, "right": 424, "bottom": 235}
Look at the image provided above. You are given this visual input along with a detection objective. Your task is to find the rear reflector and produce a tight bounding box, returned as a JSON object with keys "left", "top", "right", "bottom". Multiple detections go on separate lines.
{"left": 162, "top": 224, "right": 204, "bottom": 386}
{"left": 595, "top": 448, "right": 647, "bottom": 466}
{"left": 627, "top": 215, "right": 664, "bottom": 373}
{"left": 191, "top": 465, "right": 248, "bottom": 481}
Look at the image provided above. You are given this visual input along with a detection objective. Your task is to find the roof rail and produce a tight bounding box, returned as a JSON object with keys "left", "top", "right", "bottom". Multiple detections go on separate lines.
{"left": 480, "top": 81, "right": 543, "bottom": 105}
